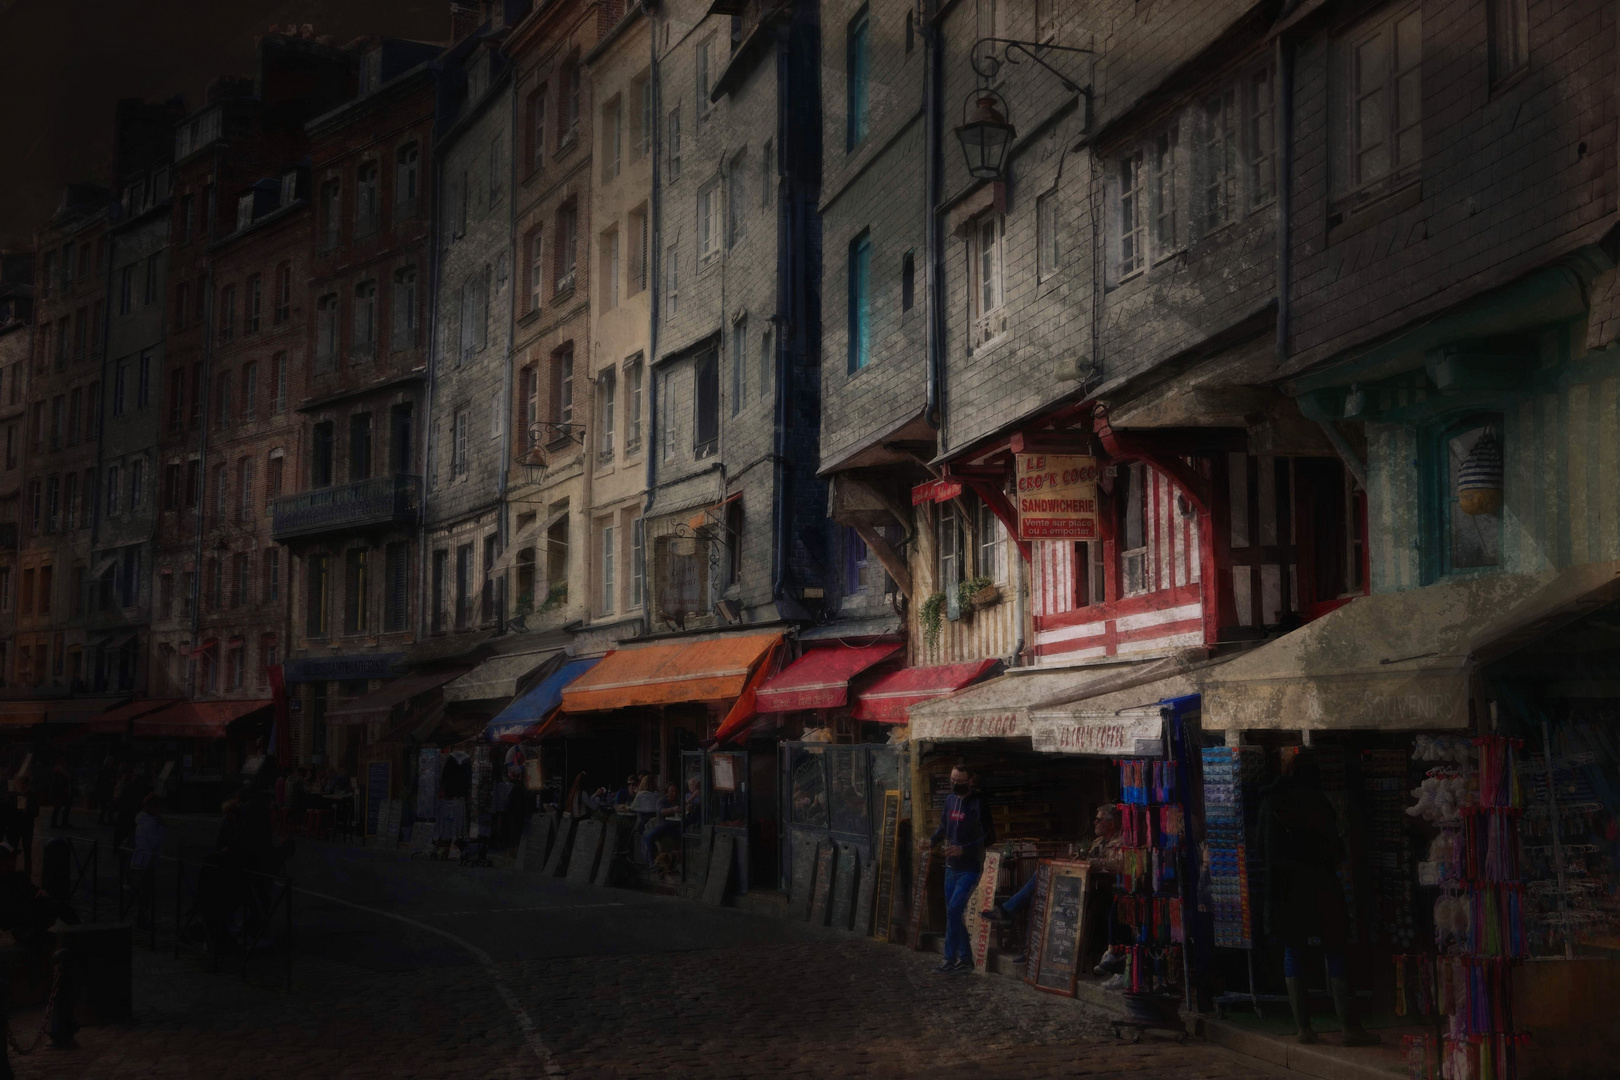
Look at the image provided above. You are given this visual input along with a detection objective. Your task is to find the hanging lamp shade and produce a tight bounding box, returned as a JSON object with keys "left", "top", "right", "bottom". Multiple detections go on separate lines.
{"left": 1457, "top": 427, "right": 1503, "bottom": 516}
{"left": 956, "top": 96, "right": 1016, "bottom": 181}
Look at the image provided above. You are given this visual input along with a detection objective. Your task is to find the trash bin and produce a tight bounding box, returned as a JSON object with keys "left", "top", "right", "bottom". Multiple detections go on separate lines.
{"left": 51, "top": 923, "right": 131, "bottom": 1024}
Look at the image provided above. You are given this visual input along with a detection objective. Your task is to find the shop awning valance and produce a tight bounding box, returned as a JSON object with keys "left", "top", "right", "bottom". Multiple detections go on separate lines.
{"left": 1199, "top": 560, "right": 1620, "bottom": 732}
{"left": 444, "top": 646, "right": 565, "bottom": 703}
{"left": 326, "top": 670, "right": 466, "bottom": 724}
{"left": 0, "top": 703, "right": 50, "bottom": 728}
{"left": 560, "top": 631, "right": 783, "bottom": 713}
{"left": 755, "top": 642, "right": 902, "bottom": 713}
{"left": 905, "top": 658, "right": 1165, "bottom": 741}
{"left": 484, "top": 657, "right": 602, "bottom": 742}
{"left": 132, "top": 699, "right": 272, "bottom": 739}
{"left": 86, "top": 699, "right": 176, "bottom": 734}
{"left": 852, "top": 659, "right": 1000, "bottom": 723}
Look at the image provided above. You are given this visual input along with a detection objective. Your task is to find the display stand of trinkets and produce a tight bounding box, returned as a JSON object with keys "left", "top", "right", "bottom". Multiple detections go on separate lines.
{"left": 1201, "top": 745, "right": 1281, "bottom": 1018}
{"left": 1109, "top": 756, "right": 1189, "bottom": 1042}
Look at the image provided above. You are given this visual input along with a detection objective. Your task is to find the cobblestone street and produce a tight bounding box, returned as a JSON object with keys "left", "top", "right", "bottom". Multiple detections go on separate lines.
{"left": 9, "top": 826, "right": 1289, "bottom": 1080}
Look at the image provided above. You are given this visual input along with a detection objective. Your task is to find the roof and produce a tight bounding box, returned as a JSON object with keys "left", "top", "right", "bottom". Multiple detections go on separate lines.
{"left": 561, "top": 631, "right": 783, "bottom": 713}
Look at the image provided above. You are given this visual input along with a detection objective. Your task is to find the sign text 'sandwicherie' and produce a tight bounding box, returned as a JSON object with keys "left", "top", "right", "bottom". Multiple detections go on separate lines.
{"left": 1015, "top": 454, "right": 1099, "bottom": 541}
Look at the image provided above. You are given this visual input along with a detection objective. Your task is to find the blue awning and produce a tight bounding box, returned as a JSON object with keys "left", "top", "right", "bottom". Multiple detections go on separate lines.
{"left": 483, "top": 657, "right": 602, "bottom": 742}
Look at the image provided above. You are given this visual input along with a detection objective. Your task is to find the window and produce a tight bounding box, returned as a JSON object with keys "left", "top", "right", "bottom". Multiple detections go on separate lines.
{"left": 261, "top": 549, "right": 280, "bottom": 602}
{"left": 384, "top": 542, "right": 408, "bottom": 632}
{"left": 311, "top": 420, "right": 334, "bottom": 488}
{"left": 727, "top": 154, "right": 747, "bottom": 247}
{"left": 694, "top": 351, "right": 719, "bottom": 458}
{"left": 698, "top": 182, "right": 720, "bottom": 261}
{"left": 659, "top": 370, "right": 676, "bottom": 460}
{"left": 1249, "top": 66, "right": 1276, "bottom": 207}
{"left": 63, "top": 473, "right": 76, "bottom": 530}
{"left": 231, "top": 552, "right": 248, "bottom": 608}
{"left": 524, "top": 228, "right": 543, "bottom": 312}
{"left": 1119, "top": 463, "right": 1150, "bottom": 596}
{"left": 519, "top": 364, "right": 540, "bottom": 451}
{"left": 1152, "top": 126, "right": 1180, "bottom": 252}
{"left": 246, "top": 273, "right": 262, "bottom": 334}
{"left": 545, "top": 506, "right": 569, "bottom": 600}
{"left": 344, "top": 549, "right": 369, "bottom": 634}
{"left": 452, "top": 407, "right": 469, "bottom": 478}
{"left": 844, "top": 525, "right": 868, "bottom": 595}
{"left": 234, "top": 456, "right": 252, "bottom": 520}
{"left": 115, "top": 267, "right": 131, "bottom": 315}
{"left": 112, "top": 361, "right": 127, "bottom": 418}
{"left": 564, "top": 60, "right": 582, "bottom": 141}
{"left": 635, "top": 73, "right": 652, "bottom": 159}
{"left": 556, "top": 205, "right": 578, "bottom": 292}
{"left": 665, "top": 244, "right": 679, "bottom": 318}
{"left": 391, "top": 266, "right": 417, "bottom": 349}
{"left": 972, "top": 215, "right": 1005, "bottom": 345}
{"left": 668, "top": 106, "right": 682, "bottom": 181}
{"left": 175, "top": 281, "right": 189, "bottom": 329}
{"left": 489, "top": 392, "right": 502, "bottom": 442}
{"left": 599, "top": 521, "right": 616, "bottom": 614}
{"left": 431, "top": 549, "right": 448, "bottom": 632}
{"left": 391, "top": 403, "right": 412, "bottom": 473}
{"left": 598, "top": 368, "right": 616, "bottom": 459}
{"left": 625, "top": 356, "right": 644, "bottom": 452}
{"left": 130, "top": 457, "right": 144, "bottom": 510}
{"left": 513, "top": 93, "right": 538, "bottom": 181}
{"left": 730, "top": 318, "right": 748, "bottom": 413}
{"left": 189, "top": 364, "right": 202, "bottom": 427}
{"left": 1203, "top": 91, "right": 1237, "bottom": 230}
{"left": 1345, "top": 6, "right": 1422, "bottom": 193}
{"left": 551, "top": 349, "right": 574, "bottom": 426}
{"left": 353, "top": 280, "right": 377, "bottom": 359}
{"left": 212, "top": 463, "right": 227, "bottom": 521}
{"left": 183, "top": 460, "right": 197, "bottom": 508}
{"left": 604, "top": 96, "right": 623, "bottom": 181}
{"left": 848, "top": 233, "right": 871, "bottom": 373}
{"left": 976, "top": 499, "right": 1006, "bottom": 583}
{"left": 321, "top": 180, "right": 341, "bottom": 248}
{"left": 630, "top": 516, "right": 645, "bottom": 608}
{"left": 179, "top": 193, "right": 194, "bottom": 242}
{"left": 458, "top": 275, "right": 476, "bottom": 365}
{"left": 847, "top": 7, "right": 870, "bottom": 150}
{"left": 241, "top": 361, "right": 256, "bottom": 419}
{"left": 272, "top": 352, "right": 287, "bottom": 413}
{"left": 315, "top": 295, "right": 338, "bottom": 369}
{"left": 306, "top": 553, "right": 329, "bottom": 636}
{"left": 395, "top": 142, "right": 420, "bottom": 214}
{"left": 454, "top": 543, "right": 473, "bottom": 629}
{"left": 1445, "top": 419, "right": 1503, "bottom": 572}
{"left": 629, "top": 208, "right": 648, "bottom": 295}
{"left": 600, "top": 228, "right": 620, "bottom": 310}
{"left": 106, "top": 464, "right": 120, "bottom": 515}
{"left": 215, "top": 374, "right": 231, "bottom": 430}
{"left": 1490, "top": 0, "right": 1528, "bottom": 84}
{"left": 696, "top": 36, "right": 715, "bottom": 119}
{"left": 937, "top": 504, "right": 962, "bottom": 595}
{"left": 1118, "top": 150, "right": 1145, "bottom": 277}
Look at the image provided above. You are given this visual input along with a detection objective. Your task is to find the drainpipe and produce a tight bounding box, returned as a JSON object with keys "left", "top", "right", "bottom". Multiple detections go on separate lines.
{"left": 923, "top": 0, "right": 943, "bottom": 431}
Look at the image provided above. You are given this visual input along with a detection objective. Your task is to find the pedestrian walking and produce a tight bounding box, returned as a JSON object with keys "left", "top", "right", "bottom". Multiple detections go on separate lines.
{"left": 920, "top": 763, "right": 995, "bottom": 975}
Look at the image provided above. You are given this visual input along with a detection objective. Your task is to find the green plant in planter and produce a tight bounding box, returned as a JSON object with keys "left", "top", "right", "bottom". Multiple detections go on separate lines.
{"left": 920, "top": 592, "right": 948, "bottom": 650}
{"left": 537, "top": 581, "right": 568, "bottom": 614}
{"left": 957, "top": 576, "right": 996, "bottom": 614}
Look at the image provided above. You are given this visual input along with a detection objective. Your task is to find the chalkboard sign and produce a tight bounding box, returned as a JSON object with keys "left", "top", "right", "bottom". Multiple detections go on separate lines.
{"left": 907, "top": 847, "right": 933, "bottom": 950}
{"left": 809, "top": 842, "right": 836, "bottom": 926}
{"left": 566, "top": 818, "right": 604, "bottom": 883}
{"left": 365, "top": 761, "right": 391, "bottom": 836}
{"left": 544, "top": 816, "right": 576, "bottom": 877}
{"left": 788, "top": 829, "right": 819, "bottom": 920}
{"left": 595, "top": 815, "right": 627, "bottom": 888}
{"left": 416, "top": 749, "right": 440, "bottom": 819}
{"left": 969, "top": 850, "right": 1003, "bottom": 973}
{"left": 701, "top": 832, "right": 735, "bottom": 906}
{"left": 1022, "top": 863, "right": 1052, "bottom": 989}
{"left": 855, "top": 856, "right": 877, "bottom": 936}
{"left": 1033, "top": 860, "right": 1092, "bottom": 997}
{"left": 830, "top": 842, "right": 859, "bottom": 930}
{"left": 872, "top": 792, "right": 901, "bottom": 943}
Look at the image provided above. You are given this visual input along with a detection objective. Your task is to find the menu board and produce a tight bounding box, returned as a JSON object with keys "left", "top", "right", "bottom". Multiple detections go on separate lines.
{"left": 1033, "top": 860, "right": 1092, "bottom": 997}
{"left": 365, "top": 761, "right": 391, "bottom": 837}
{"left": 907, "top": 847, "right": 933, "bottom": 950}
{"left": 872, "top": 792, "right": 901, "bottom": 943}
{"left": 969, "top": 850, "right": 1003, "bottom": 973}
{"left": 830, "top": 842, "right": 858, "bottom": 930}
{"left": 809, "top": 842, "right": 836, "bottom": 926}
{"left": 1022, "top": 863, "right": 1052, "bottom": 989}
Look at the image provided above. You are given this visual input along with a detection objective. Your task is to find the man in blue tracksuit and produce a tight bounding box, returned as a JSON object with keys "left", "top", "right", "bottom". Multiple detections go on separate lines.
{"left": 924, "top": 764, "right": 995, "bottom": 974}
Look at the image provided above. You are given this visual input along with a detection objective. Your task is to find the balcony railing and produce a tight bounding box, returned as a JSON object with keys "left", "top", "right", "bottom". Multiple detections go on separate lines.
{"left": 271, "top": 474, "right": 422, "bottom": 542}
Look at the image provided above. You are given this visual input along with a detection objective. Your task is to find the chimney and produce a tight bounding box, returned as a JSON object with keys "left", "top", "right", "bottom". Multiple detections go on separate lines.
{"left": 449, "top": 3, "right": 482, "bottom": 45}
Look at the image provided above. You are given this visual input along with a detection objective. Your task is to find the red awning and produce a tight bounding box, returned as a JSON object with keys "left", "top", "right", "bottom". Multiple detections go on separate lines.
{"left": 709, "top": 640, "right": 786, "bottom": 746}
{"left": 132, "top": 699, "right": 272, "bottom": 739}
{"left": 87, "top": 699, "right": 177, "bottom": 734}
{"left": 325, "top": 670, "right": 465, "bottom": 723}
{"left": 851, "top": 659, "right": 1000, "bottom": 723}
{"left": 755, "top": 642, "right": 902, "bottom": 713}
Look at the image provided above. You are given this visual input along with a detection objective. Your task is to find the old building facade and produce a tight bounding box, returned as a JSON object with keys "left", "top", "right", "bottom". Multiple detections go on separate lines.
{"left": 0, "top": 252, "right": 33, "bottom": 684}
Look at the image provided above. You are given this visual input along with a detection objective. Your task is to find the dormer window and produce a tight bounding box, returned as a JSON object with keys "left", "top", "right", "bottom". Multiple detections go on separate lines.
{"left": 279, "top": 171, "right": 298, "bottom": 208}
{"left": 236, "top": 193, "right": 254, "bottom": 231}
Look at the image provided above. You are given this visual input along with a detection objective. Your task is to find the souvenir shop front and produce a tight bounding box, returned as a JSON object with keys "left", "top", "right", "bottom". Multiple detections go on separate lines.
{"left": 1201, "top": 562, "right": 1620, "bottom": 1080}
{"left": 905, "top": 665, "right": 1205, "bottom": 1003}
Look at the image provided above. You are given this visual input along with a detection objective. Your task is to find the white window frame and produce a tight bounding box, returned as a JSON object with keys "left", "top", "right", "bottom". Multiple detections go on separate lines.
{"left": 1202, "top": 89, "right": 1237, "bottom": 231}
{"left": 1151, "top": 124, "right": 1181, "bottom": 255}
{"left": 1339, "top": 5, "right": 1423, "bottom": 199}
{"left": 698, "top": 181, "right": 720, "bottom": 262}
{"left": 1117, "top": 150, "right": 1145, "bottom": 279}
{"left": 971, "top": 214, "right": 1006, "bottom": 348}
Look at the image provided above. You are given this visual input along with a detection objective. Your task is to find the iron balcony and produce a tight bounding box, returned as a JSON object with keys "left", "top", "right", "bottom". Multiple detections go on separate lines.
{"left": 271, "top": 474, "right": 422, "bottom": 542}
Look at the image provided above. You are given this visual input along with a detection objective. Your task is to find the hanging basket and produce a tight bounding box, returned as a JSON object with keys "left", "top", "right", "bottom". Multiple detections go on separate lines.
{"left": 1457, "top": 427, "right": 1503, "bottom": 516}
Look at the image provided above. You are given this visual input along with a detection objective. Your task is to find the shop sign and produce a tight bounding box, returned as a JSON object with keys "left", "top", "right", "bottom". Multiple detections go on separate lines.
{"left": 282, "top": 653, "right": 405, "bottom": 683}
{"left": 911, "top": 711, "right": 1030, "bottom": 741}
{"left": 1029, "top": 709, "right": 1163, "bottom": 757}
{"left": 1015, "top": 453, "right": 1099, "bottom": 540}
{"left": 911, "top": 477, "right": 963, "bottom": 505}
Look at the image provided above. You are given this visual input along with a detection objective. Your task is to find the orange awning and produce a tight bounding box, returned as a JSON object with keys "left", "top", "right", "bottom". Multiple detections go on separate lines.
{"left": 0, "top": 703, "right": 48, "bottom": 728}
{"left": 560, "top": 632, "right": 782, "bottom": 713}
{"left": 87, "top": 699, "right": 177, "bottom": 734}
{"left": 132, "top": 699, "right": 272, "bottom": 739}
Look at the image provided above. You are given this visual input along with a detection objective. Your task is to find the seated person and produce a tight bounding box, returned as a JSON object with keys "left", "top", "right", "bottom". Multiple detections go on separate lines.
{"left": 640, "top": 779, "right": 699, "bottom": 871}
{"left": 982, "top": 804, "right": 1126, "bottom": 970}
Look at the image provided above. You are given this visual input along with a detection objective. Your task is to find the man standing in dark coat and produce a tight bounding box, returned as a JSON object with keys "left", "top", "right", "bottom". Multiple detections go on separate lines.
{"left": 1258, "top": 749, "right": 1377, "bottom": 1046}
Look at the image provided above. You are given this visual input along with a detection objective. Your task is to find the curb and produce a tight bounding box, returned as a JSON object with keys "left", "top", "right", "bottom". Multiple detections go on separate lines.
{"left": 1197, "top": 1016, "right": 1408, "bottom": 1080}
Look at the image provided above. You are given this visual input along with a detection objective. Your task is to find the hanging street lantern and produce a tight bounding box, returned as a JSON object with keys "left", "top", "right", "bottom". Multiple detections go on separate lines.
{"left": 1457, "top": 426, "right": 1504, "bottom": 516}
{"left": 956, "top": 91, "right": 1016, "bottom": 181}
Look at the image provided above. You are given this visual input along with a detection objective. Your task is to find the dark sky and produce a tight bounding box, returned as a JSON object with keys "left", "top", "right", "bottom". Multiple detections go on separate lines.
{"left": 0, "top": 0, "right": 451, "bottom": 252}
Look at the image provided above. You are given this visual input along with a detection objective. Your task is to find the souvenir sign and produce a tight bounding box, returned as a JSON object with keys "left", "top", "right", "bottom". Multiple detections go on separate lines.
{"left": 1015, "top": 453, "right": 1099, "bottom": 541}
